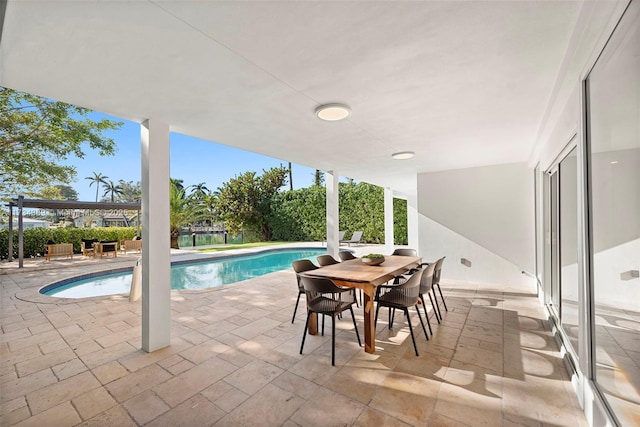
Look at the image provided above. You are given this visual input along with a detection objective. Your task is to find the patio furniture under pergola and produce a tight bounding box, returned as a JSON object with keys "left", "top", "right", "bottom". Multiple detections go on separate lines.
{"left": 5, "top": 196, "right": 141, "bottom": 268}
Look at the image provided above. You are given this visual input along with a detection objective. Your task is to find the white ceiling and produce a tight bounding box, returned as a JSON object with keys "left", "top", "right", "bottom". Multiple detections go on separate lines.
{"left": 1, "top": 1, "right": 586, "bottom": 194}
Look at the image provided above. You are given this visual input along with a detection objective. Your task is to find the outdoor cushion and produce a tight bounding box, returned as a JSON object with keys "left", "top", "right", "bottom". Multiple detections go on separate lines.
{"left": 99, "top": 241, "right": 118, "bottom": 251}
{"left": 81, "top": 238, "right": 97, "bottom": 249}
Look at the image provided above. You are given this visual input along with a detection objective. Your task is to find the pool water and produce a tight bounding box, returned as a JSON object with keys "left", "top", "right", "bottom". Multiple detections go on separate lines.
{"left": 43, "top": 248, "right": 327, "bottom": 298}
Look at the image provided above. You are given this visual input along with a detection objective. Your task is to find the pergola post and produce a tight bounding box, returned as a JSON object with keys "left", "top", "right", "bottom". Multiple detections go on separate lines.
{"left": 7, "top": 203, "right": 13, "bottom": 262}
{"left": 326, "top": 170, "right": 339, "bottom": 258}
{"left": 141, "top": 119, "right": 171, "bottom": 352}
{"left": 384, "top": 187, "right": 394, "bottom": 253}
{"left": 18, "top": 196, "right": 24, "bottom": 268}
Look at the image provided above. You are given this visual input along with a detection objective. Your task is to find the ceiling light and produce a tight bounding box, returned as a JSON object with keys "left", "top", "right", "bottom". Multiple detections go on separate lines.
{"left": 392, "top": 151, "right": 415, "bottom": 160}
{"left": 610, "top": 160, "right": 618, "bottom": 164}
{"left": 315, "top": 103, "right": 350, "bottom": 121}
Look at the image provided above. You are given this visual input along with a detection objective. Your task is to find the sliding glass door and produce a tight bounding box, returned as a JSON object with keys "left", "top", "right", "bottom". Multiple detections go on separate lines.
{"left": 546, "top": 145, "right": 579, "bottom": 363}
{"left": 586, "top": 1, "right": 640, "bottom": 424}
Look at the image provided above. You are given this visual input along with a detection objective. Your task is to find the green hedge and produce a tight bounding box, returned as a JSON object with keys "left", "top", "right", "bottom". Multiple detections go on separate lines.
{"left": 269, "top": 182, "right": 408, "bottom": 244}
{"left": 0, "top": 227, "right": 137, "bottom": 260}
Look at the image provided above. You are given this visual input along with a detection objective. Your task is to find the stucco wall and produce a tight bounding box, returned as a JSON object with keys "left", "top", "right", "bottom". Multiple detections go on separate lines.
{"left": 417, "top": 162, "right": 534, "bottom": 283}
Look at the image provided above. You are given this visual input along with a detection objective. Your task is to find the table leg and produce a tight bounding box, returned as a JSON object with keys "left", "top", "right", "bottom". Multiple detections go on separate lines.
{"left": 308, "top": 312, "right": 317, "bottom": 335}
{"left": 362, "top": 286, "right": 376, "bottom": 353}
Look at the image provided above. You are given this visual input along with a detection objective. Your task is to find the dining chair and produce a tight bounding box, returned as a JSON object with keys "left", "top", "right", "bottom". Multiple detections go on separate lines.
{"left": 338, "top": 251, "right": 356, "bottom": 261}
{"left": 390, "top": 248, "right": 418, "bottom": 257}
{"left": 337, "top": 251, "right": 362, "bottom": 304}
{"left": 317, "top": 254, "right": 358, "bottom": 307}
{"left": 393, "top": 257, "right": 445, "bottom": 323}
{"left": 374, "top": 268, "right": 429, "bottom": 356}
{"left": 299, "top": 276, "right": 361, "bottom": 366}
{"left": 317, "top": 254, "right": 339, "bottom": 266}
{"left": 417, "top": 262, "right": 438, "bottom": 336}
{"left": 291, "top": 259, "right": 319, "bottom": 324}
{"left": 433, "top": 257, "right": 448, "bottom": 313}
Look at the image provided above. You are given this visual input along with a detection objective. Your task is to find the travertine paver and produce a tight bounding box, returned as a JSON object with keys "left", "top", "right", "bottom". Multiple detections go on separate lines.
{"left": 0, "top": 245, "right": 588, "bottom": 426}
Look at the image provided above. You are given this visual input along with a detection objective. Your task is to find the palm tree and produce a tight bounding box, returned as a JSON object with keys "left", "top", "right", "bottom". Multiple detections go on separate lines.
{"left": 202, "top": 191, "right": 218, "bottom": 226}
{"left": 102, "top": 180, "right": 123, "bottom": 202}
{"left": 189, "top": 182, "right": 209, "bottom": 200}
{"left": 170, "top": 179, "right": 205, "bottom": 249}
{"left": 85, "top": 172, "right": 109, "bottom": 202}
{"left": 170, "top": 178, "right": 184, "bottom": 192}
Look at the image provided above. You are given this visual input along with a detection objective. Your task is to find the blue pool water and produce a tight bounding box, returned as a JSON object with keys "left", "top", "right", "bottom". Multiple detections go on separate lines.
{"left": 42, "top": 248, "right": 327, "bottom": 298}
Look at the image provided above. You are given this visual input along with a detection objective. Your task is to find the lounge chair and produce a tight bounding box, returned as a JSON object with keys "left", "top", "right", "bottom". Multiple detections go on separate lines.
{"left": 81, "top": 239, "right": 98, "bottom": 257}
{"left": 343, "top": 231, "right": 363, "bottom": 246}
{"left": 95, "top": 241, "right": 118, "bottom": 258}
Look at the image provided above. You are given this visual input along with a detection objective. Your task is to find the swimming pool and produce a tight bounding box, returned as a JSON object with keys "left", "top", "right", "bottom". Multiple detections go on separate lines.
{"left": 41, "top": 248, "right": 328, "bottom": 298}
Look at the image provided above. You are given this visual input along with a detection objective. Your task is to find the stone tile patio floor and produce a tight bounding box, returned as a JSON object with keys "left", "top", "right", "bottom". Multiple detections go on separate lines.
{"left": 0, "top": 250, "right": 588, "bottom": 426}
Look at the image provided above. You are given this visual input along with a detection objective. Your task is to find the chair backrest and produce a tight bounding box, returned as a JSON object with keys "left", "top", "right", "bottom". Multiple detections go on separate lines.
{"left": 338, "top": 251, "right": 356, "bottom": 261}
{"left": 393, "top": 267, "right": 423, "bottom": 304}
{"left": 292, "top": 259, "right": 318, "bottom": 273}
{"left": 292, "top": 259, "right": 319, "bottom": 291}
{"left": 391, "top": 248, "right": 417, "bottom": 257}
{"left": 433, "top": 257, "right": 445, "bottom": 284}
{"left": 350, "top": 231, "right": 363, "bottom": 241}
{"left": 338, "top": 230, "right": 346, "bottom": 240}
{"left": 300, "top": 276, "right": 342, "bottom": 294}
{"left": 419, "top": 262, "right": 437, "bottom": 293}
{"left": 300, "top": 276, "right": 352, "bottom": 314}
{"left": 317, "top": 254, "right": 339, "bottom": 266}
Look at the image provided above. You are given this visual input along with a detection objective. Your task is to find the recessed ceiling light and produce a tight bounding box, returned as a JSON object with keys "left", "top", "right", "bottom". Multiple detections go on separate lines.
{"left": 392, "top": 151, "right": 415, "bottom": 160}
{"left": 315, "top": 103, "right": 350, "bottom": 121}
{"left": 610, "top": 160, "right": 618, "bottom": 164}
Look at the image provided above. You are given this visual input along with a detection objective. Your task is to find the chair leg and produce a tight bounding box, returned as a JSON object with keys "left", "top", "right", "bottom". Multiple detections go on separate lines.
{"left": 414, "top": 304, "right": 429, "bottom": 341}
{"left": 331, "top": 314, "right": 336, "bottom": 366}
{"left": 375, "top": 303, "right": 381, "bottom": 328}
{"left": 322, "top": 314, "right": 325, "bottom": 336}
{"left": 349, "top": 306, "right": 361, "bottom": 346}
{"left": 300, "top": 311, "right": 311, "bottom": 354}
{"left": 291, "top": 291, "right": 302, "bottom": 323}
{"left": 428, "top": 291, "right": 441, "bottom": 323}
{"left": 435, "top": 284, "right": 448, "bottom": 312}
{"left": 419, "top": 294, "right": 433, "bottom": 335}
{"left": 431, "top": 289, "right": 443, "bottom": 320}
{"left": 403, "top": 308, "right": 419, "bottom": 356}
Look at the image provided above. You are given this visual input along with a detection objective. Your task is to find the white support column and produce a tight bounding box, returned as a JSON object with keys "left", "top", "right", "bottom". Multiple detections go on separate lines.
{"left": 326, "top": 170, "right": 339, "bottom": 258}
{"left": 384, "top": 187, "right": 395, "bottom": 253}
{"left": 141, "top": 119, "right": 171, "bottom": 352}
{"left": 407, "top": 190, "right": 420, "bottom": 251}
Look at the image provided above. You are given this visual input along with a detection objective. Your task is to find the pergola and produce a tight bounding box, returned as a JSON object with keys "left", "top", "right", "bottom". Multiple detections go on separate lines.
{"left": 6, "top": 196, "right": 141, "bottom": 267}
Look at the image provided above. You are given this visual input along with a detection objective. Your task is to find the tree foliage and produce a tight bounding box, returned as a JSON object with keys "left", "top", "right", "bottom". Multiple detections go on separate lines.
{"left": 169, "top": 178, "right": 206, "bottom": 249}
{"left": 313, "top": 170, "right": 324, "bottom": 186}
{"left": 215, "top": 167, "right": 288, "bottom": 240}
{"left": 0, "top": 87, "right": 122, "bottom": 200}
{"left": 117, "top": 180, "right": 141, "bottom": 202}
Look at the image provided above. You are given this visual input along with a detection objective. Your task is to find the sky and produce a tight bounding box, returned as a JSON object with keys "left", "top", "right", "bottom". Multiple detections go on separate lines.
{"left": 64, "top": 112, "right": 318, "bottom": 202}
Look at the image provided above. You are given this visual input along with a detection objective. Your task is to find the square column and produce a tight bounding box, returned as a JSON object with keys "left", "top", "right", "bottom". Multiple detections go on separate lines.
{"left": 407, "top": 190, "right": 420, "bottom": 250}
{"left": 384, "top": 187, "right": 395, "bottom": 253}
{"left": 141, "top": 119, "right": 171, "bottom": 352}
{"left": 326, "top": 170, "right": 339, "bottom": 258}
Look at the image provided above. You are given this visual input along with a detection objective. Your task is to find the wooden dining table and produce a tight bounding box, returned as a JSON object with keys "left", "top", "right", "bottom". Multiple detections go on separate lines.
{"left": 301, "top": 255, "right": 421, "bottom": 354}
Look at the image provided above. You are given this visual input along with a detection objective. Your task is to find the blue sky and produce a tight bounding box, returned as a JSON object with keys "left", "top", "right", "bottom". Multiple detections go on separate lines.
{"left": 64, "top": 112, "right": 318, "bottom": 201}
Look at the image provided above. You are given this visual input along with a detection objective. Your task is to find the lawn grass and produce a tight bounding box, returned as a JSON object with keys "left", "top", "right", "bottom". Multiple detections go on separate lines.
{"left": 196, "top": 241, "right": 289, "bottom": 252}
